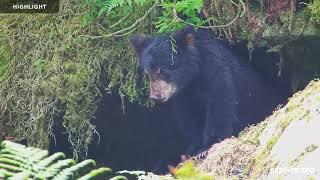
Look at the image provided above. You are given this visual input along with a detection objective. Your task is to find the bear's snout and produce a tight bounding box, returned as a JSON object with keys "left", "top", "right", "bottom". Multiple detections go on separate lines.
{"left": 149, "top": 80, "right": 177, "bottom": 103}
{"left": 149, "top": 94, "right": 165, "bottom": 103}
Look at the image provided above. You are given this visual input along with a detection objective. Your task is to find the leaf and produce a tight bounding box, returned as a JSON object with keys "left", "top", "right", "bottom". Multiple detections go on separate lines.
{"left": 82, "top": 14, "right": 92, "bottom": 26}
{"left": 0, "top": 141, "right": 123, "bottom": 179}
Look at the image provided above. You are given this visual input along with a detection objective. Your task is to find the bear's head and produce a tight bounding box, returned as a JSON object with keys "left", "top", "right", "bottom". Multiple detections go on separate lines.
{"left": 131, "top": 27, "right": 201, "bottom": 103}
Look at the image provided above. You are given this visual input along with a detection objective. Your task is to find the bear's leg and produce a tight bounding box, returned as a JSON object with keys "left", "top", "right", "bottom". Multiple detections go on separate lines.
{"left": 201, "top": 70, "right": 240, "bottom": 146}
{"left": 172, "top": 99, "right": 202, "bottom": 154}
{"left": 202, "top": 102, "right": 239, "bottom": 146}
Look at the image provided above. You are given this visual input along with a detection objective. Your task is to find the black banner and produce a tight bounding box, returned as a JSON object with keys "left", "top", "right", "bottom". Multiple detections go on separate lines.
{"left": 0, "top": 0, "right": 59, "bottom": 13}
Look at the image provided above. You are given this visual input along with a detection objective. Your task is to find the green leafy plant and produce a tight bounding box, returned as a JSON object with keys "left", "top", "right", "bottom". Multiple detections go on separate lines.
{"left": 82, "top": 0, "right": 149, "bottom": 26}
{"left": 0, "top": 140, "right": 127, "bottom": 179}
{"left": 308, "top": 0, "right": 320, "bottom": 23}
{"left": 0, "top": 44, "right": 10, "bottom": 81}
{"left": 171, "top": 160, "right": 212, "bottom": 180}
{"left": 84, "top": 0, "right": 204, "bottom": 33}
{"left": 156, "top": 0, "right": 204, "bottom": 32}
{"left": 97, "top": 0, "right": 148, "bottom": 15}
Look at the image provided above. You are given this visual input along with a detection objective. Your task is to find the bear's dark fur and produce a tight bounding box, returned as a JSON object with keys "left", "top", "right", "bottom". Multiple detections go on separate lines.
{"left": 131, "top": 26, "right": 285, "bottom": 153}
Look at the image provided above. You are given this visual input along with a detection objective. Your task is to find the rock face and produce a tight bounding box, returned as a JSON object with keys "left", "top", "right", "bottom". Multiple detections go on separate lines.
{"left": 193, "top": 80, "right": 320, "bottom": 179}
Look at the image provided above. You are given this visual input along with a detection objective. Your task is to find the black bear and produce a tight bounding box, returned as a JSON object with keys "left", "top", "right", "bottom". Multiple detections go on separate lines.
{"left": 130, "top": 26, "right": 285, "bottom": 153}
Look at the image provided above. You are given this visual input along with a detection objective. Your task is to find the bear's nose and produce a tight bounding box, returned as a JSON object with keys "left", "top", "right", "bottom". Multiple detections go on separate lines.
{"left": 150, "top": 94, "right": 164, "bottom": 103}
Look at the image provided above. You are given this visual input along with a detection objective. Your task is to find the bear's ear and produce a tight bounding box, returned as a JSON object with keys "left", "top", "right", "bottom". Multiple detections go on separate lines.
{"left": 185, "top": 33, "right": 194, "bottom": 46}
{"left": 174, "top": 26, "right": 196, "bottom": 47}
{"left": 130, "top": 35, "right": 152, "bottom": 56}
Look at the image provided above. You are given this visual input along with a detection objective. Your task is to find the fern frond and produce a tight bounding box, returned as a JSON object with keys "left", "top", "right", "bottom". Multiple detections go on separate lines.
{"left": 43, "top": 159, "right": 75, "bottom": 178}
{"left": 109, "top": 175, "right": 128, "bottom": 180}
{"left": 0, "top": 163, "right": 24, "bottom": 173}
{"left": 52, "top": 159, "right": 95, "bottom": 180}
{"left": 78, "top": 167, "right": 112, "bottom": 180}
{"left": 8, "top": 172, "right": 30, "bottom": 180}
{"left": 98, "top": 0, "right": 148, "bottom": 15}
{"left": 0, "top": 141, "right": 124, "bottom": 179}
{"left": 37, "top": 152, "right": 66, "bottom": 168}
{"left": 29, "top": 150, "right": 49, "bottom": 162}
{"left": 0, "top": 157, "right": 21, "bottom": 167}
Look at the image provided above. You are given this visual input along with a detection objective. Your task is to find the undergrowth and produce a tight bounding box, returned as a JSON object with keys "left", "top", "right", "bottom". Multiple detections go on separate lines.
{"left": 171, "top": 160, "right": 212, "bottom": 180}
{"left": 309, "top": 0, "right": 320, "bottom": 23}
{"left": 0, "top": 140, "right": 126, "bottom": 179}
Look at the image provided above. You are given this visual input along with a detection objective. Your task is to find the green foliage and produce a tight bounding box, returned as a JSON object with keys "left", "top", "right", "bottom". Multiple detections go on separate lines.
{"left": 97, "top": 0, "right": 148, "bottom": 15}
{"left": 0, "top": 44, "right": 10, "bottom": 81}
{"left": 156, "top": 0, "right": 204, "bottom": 32}
{"left": 0, "top": 140, "right": 126, "bottom": 179}
{"left": 173, "top": 161, "right": 212, "bottom": 180}
{"left": 0, "top": 6, "right": 99, "bottom": 157}
{"left": 84, "top": 0, "right": 204, "bottom": 33}
{"left": 308, "top": 0, "right": 320, "bottom": 23}
{"left": 82, "top": 0, "right": 149, "bottom": 26}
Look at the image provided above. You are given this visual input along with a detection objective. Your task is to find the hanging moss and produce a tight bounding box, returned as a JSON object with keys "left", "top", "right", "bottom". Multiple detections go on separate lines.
{"left": 0, "top": 0, "right": 155, "bottom": 159}
{"left": 309, "top": 0, "right": 320, "bottom": 23}
{"left": 0, "top": 43, "right": 10, "bottom": 81}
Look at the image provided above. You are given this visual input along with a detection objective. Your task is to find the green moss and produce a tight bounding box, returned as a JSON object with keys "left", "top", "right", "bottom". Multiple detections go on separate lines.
{"left": 279, "top": 97, "right": 312, "bottom": 131}
{"left": 284, "top": 101, "right": 298, "bottom": 113}
{"left": 305, "top": 144, "right": 318, "bottom": 152}
{"left": 242, "top": 132, "right": 281, "bottom": 178}
{"left": 266, "top": 135, "right": 280, "bottom": 150}
{"left": 291, "top": 144, "right": 318, "bottom": 166}
{"left": 239, "top": 120, "right": 268, "bottom": 145}
{"left": 308, "top": 0, "right": 320, "bottom": 23}
{"left": 0, "top": 44, "right": 11, "bottom": 81}
{"left": 279, "top": 119, "right": 290, "bottom": 131}
{"left": 173, "top": 161, "right": 213, "bottom": 180}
